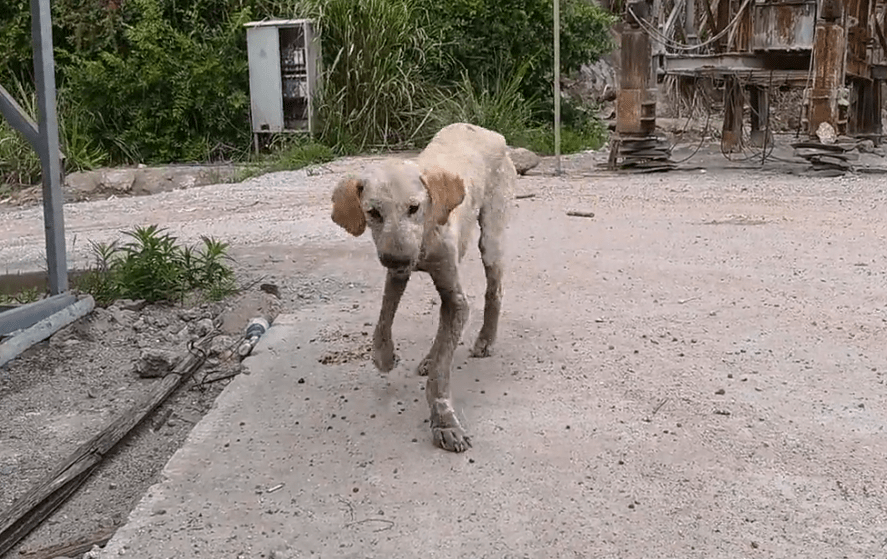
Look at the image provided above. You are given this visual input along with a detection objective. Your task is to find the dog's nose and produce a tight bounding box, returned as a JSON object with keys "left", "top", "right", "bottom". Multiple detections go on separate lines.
{"left": 379, "top": 254, "right": 412, "bottom": 270}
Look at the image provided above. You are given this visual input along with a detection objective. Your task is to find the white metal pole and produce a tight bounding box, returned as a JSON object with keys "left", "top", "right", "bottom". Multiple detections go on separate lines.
{"left": 554, "top": 0, "right": 562, "bottom": 176}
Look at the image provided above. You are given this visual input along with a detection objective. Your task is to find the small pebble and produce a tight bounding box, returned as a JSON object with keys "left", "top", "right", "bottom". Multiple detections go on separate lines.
{"left": 715, "top": 388, "right": 725, "bottom": 395}
{"left": 298, "top": 378, "right": 305, "bottom": 384}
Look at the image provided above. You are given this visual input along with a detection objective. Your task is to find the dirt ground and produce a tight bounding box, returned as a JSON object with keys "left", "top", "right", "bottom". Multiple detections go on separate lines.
{"left": 1, "top": 138, "right": 887, "bottom": 557}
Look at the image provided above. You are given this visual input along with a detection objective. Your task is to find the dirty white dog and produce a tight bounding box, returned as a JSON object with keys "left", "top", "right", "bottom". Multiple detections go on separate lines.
{"left": 330, "top": 123, "right": 516, "bottom": 452}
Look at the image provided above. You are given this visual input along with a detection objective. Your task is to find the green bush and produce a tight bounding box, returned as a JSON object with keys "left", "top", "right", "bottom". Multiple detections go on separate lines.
{"left": 63, "top": 0, "right": 253, "bottom": 164}
{"left": 418, "top": 0, "right": 617, "bottom": 120}
{"left": 0, "top": 79, "right": 41, "bottom": 188}
{"left": 1, "top": 0, "right": 615, "bottom": 184}
{"left": 75, "top": 225, "right": 238, "bottom": 306}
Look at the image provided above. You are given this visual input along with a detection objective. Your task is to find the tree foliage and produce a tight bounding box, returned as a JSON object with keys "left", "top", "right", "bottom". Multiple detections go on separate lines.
{"left": 0, "top": 0, "right": 616, "bottom": 170}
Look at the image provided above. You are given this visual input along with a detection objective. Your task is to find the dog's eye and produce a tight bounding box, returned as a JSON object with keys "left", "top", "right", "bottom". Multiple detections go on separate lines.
{"left": 408, "top": 204, "right": 420, "bottom": 216}
{"left": 368, "top": 208, "right": 382, "bottom": 221}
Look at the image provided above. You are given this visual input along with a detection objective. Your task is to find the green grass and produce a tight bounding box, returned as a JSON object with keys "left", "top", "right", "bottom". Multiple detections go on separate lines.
{"left": 74, "top": 225, "right": 238, "bottom": 307}
{"left": 233, "top": 135, "right": 336, "bottom": 182}
{"left": 0, "top": 287, "right": 41, "bottom": 306}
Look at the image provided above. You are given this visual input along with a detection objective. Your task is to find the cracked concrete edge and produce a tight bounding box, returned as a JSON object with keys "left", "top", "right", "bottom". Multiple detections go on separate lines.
{"left": 96, "top": 318, "right": 295, "bottom": 558}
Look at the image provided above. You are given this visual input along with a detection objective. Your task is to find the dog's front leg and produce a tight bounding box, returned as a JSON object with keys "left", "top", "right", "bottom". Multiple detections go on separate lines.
{"left": 373, "top": 269, "right": 410, "bottom": 372}
{"left": 426, "top": 263, "right": 471, "bottom": 452}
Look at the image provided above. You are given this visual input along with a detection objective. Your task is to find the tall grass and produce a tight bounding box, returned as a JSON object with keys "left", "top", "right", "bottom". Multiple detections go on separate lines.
{"left": 0, "top": 76, "right": 110, "bottom": 188}
{"left": 0, "top": 79, "right": 42, "bottom": 188}
{"left": 297, "top": 0, "right": 438, "bottom": 153}
{"left": 429, "top": 62, "right": 540, "bottom": 146}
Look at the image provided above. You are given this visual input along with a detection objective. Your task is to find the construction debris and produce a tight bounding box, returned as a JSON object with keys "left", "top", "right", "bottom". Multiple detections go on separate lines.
{"left": 792, "top": 140, "right": 860, "bottom": 176}
{"left": 609, "top": 135, "right": 677, "bottom": 172}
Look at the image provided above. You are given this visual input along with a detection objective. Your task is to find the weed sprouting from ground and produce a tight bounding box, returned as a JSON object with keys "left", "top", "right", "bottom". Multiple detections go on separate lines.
{"left": 75, "top": 225, "right": 238, "bottom": 306}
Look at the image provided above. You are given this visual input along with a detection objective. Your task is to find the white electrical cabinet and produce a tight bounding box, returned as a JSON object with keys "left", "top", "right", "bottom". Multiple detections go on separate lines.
{"left": 244, "top": 19, "right": 321, "bottom": 148}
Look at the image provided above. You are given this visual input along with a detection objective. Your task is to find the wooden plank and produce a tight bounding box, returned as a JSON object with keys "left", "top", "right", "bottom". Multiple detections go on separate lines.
{"left": 0, "top": 331, "right": 215, "bottom": 557}
{"left": 0, "top": 296, "right": 94, "bottom": 368}
{"left": 20, "top": 527, "right": 115, "bottom": 559}
{"left": 0, "top": 293, "right": 75, "bottom": 337}
{"left": 663, "top": 0, "right": 687, "bottom": 40}
{"left": 0, "top": 470, "right": 91, "bottom": 558}
{"left": 702, "top": 0, "right": 720, "bottom": 48}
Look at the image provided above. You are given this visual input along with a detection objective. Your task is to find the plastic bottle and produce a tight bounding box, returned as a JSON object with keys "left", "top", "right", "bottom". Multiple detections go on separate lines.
{"left": 238, "top": 317, "right": 270, "bottom": 357}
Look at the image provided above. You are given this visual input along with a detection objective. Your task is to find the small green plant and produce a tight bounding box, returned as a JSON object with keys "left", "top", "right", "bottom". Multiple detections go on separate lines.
{"left": 74, "top": 225, "right": 238, "bottom": 306}
{"left": 0, "top": 287, "right": 41, "bottom": 306}
{"left": 235, "top": 134, "right": 336, "bottom": 181}
{"left": 0, "top": 79, "right": 42, "bottom": 188}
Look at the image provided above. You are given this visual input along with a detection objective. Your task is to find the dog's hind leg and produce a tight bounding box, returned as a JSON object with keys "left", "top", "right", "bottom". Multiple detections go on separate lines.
{"left": 373, "top": 269, "right": 410, "bottom": 372}
{"left": 470, "top": 159, "right": 514, "bottom": 358}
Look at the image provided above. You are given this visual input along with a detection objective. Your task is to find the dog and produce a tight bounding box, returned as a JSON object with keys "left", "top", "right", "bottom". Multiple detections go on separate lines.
{"left": 330, "top": 123, "right": 516, "bottom": 452}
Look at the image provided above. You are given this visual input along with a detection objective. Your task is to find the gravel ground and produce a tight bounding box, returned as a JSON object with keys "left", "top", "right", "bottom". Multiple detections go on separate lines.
{"left": 1, "top": 141, "right": 887, "bottom": 557}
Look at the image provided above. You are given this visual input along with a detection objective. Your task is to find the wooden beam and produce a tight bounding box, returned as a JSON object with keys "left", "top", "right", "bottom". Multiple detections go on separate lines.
{"left": 19, "top": 527, "right": 115, "bottom": 559}
{"left": 701, "top": 0, "right": 719, "bottom": 47}
{"left": 873, "top": 9, "right": 887, "bottom": 57}
{"left": 663, "top": 0, "right": 687, "bottom": 41}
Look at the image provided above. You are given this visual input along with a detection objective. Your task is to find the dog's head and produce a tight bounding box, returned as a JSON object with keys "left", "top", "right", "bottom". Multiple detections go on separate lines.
{"left": 331, "top": 161, "right": 465, "bottom": 272}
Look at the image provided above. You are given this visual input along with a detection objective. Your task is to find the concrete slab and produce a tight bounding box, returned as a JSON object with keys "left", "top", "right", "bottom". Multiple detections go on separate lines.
{"left": 97, "top": 175, "right": 887, "bottom": 559}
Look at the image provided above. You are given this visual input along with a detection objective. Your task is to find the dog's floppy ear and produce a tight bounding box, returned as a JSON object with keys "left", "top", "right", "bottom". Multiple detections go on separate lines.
{"left": 331, "top": 178, "right": 367, "bottom": 236}
{"left": 420, "top": 168, "right": 466, "bottom": 226}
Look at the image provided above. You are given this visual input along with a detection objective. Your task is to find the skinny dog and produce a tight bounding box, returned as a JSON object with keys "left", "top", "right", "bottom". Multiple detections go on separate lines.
{"left": 330, "top": 123, "right": 516, "bottom": 452}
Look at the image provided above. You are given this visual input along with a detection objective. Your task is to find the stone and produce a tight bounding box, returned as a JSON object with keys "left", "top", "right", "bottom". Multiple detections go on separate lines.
{"left": 192, "top": 317, "right": 216, "bottom": 338}
{"left": 107, "top": 306, "right": 137, "bottom": 327}
{"left": 103, "top": 169, "right": 137, "bottom": 193}
{"left": 857, "top": 139, "right": 875, "bottom": 153}
{"left": 135, "top": 347, "right": 180, "bottom": 378}
{"left": 115, "top": 298, "right": 148, "bottom": 312}
{"left": 508, "top": 147, "right": 541, "bottom": 176}
{"left": 210, "top": 334, "right": 237, "bottom": 358}
{"left": 816, "top": 122, "right": 837, "bottom": 145}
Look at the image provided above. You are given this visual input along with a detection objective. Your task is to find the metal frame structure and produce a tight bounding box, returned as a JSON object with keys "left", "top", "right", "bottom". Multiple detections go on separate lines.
{"left": 611, "top": 0, "right": 887, "bottom": 168}
{"left": 0, "top": 0, "right": 68, "bottom": 296}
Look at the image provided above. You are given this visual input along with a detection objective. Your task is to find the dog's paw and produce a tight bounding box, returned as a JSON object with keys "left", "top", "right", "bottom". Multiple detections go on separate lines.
{"left": 469, "top": 338, "right": 494, "bottom": 358}
{"left": 372, "top": 343, "right": 399, "bottom": 372}
{"left": 416, "top": 356, "right": 433, "bottom": 376}
{"left": 429, "top": 399, "right": 472, "bottom": 452}
{"left": 432, "top": 426, "right": 472, "bottom": 453}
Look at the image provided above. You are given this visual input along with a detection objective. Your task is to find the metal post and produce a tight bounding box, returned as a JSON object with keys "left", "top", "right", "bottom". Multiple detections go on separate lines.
{"left": 31, "top": 0, "right": 68, "bottom": 294}
{"left": 554, "top": 0, "right": 562, "bottom": 176}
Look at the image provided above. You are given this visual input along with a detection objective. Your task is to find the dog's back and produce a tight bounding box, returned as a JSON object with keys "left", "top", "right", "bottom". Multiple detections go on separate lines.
{"left": 417, "top": 123, "right": 510, "bottom": 197}
{"left": 417, "top": 123, "right": 515, "bottom": 262}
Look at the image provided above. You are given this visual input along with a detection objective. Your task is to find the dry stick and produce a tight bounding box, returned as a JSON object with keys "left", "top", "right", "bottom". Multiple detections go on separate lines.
{"left": 0, "top": 331, "right": 215, "bottom": 557}
{"left": 345, "top": 518, "right": 396, "bottom": 532}
{"left": 515, "top": 193, "right": 536, "bottom": 200}
{"left": 199, "top": 369, "right": 242, "bottom": 384}
{"left": 652, "top": 398, "right": 669, "bottom": 416}
{"left": 566, "top": 211, "right": 596, "bottom": 218}
{"left": 20, "top": 527, "right": 115, "bottom": 559}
